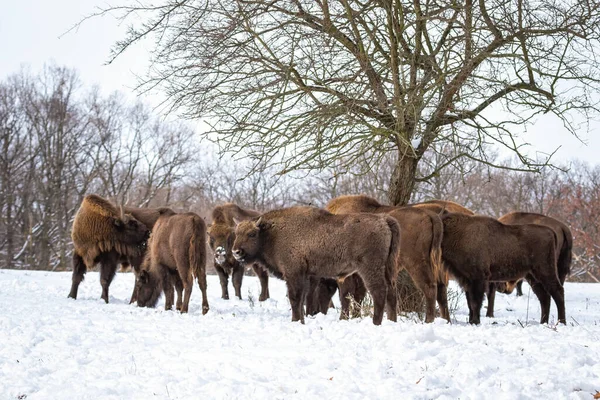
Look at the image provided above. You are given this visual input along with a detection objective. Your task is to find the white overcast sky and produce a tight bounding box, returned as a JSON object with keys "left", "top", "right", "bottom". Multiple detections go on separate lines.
{"left": 1, "top": 0, "right": 598, "bottom": 166}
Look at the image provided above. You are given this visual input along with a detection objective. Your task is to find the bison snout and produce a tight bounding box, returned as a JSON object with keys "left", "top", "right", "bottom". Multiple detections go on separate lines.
{"left": 214, "top": 246, "right": 226, "bottom": 265}
{"left": 232, "top": 248, "right": 244, "bottom": 261}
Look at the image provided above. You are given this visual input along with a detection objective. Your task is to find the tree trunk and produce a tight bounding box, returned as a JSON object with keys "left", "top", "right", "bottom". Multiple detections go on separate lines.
{"left": 388, "top": 154, "right": 418, "bottom": 206}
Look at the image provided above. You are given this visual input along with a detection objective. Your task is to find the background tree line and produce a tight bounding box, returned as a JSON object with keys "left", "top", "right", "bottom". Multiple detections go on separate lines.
{"left": 0, "top": 64, "right": 599, "bottom": 282}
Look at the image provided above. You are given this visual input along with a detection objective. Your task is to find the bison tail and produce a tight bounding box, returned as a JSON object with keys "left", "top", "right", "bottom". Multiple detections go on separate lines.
{"left": 384, "top": 216, "right": 401, "bottom": 289}
{"left": 428, "top": 211, "right": 446, "bottom": 285}
{"left": 189, "top": 217, "right": 207, "bottom": 281}
{"left": 558, "top": 226, "right": 573, "bottom": 284}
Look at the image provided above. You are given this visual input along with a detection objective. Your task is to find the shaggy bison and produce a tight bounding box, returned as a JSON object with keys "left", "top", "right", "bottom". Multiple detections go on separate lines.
{"left": 485, "top": 212, "right": 573, "bottom": 318}
{"left": 135, "top": 209, "right": 209, "bottom": 314}
{"left": 441, "top": 213, "right": 565, "bottom": 325}
{"left": 207, "top": 203, "right": 270, "bottom": 301}
{"left": 325, "top": 195, "right": 448, "bottom": 323}
{"left": 232, "top": 206, "right": 400, "bottom": 325}
{"left": 122, "top": 205, "right": 176, "bottom": 303}
{"left": 69, "top": 194, "right": 150, "bottom": 303}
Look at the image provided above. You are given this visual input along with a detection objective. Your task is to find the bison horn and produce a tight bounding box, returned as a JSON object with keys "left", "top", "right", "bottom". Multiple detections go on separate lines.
{"left": 254, "top": 217, "right": 262, "bottom": 228}
{"left": 120, "top": 205, "right": 124, "bottom": 219}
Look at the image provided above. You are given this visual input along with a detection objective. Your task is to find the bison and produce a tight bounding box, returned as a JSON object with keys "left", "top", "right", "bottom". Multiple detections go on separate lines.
{"left": 441, "top": 213, "right": 565, "bottom": 325}
{"left": 135, "top": 209, "right": 209, "bottom": 314}
{"left": 485, "top": 212, "right": 573, "bottom": 318}
{"left": 232, "top": 206, "right": 400, "bottom": 325}
{"left": 122, "top": 205, "right": 176, "bottom": 304}
{"left": 325, "top": 194, "right": 449, "bottom": 323}
{"left": 69, "top": 194, "right": 150, "bottom": 303}
{"left": 207, "top": 203, "right": 270, "bottom": 301}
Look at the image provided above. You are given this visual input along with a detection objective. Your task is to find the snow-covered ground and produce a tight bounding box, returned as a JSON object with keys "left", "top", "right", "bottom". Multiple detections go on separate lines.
{"left": 0, "top": 270, "right": 599, "bottom": 399}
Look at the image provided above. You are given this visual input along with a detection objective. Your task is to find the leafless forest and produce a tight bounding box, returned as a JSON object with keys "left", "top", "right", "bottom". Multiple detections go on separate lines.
{"left": 0, "top": 65, "right": 599, "bottom": 282}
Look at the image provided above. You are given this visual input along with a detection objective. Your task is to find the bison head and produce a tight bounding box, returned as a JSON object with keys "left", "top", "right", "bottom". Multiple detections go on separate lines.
{"left": 232, "top": 217, "right": 270, "bottom": 264}
{"left": 207, "top": 223, "right": 235, "bottom": 266}
{"left": 114, "top": 214, "right": 150, "bottom": 250}
{"left": 135, "top": 269, "right": 162, "bottom": 308}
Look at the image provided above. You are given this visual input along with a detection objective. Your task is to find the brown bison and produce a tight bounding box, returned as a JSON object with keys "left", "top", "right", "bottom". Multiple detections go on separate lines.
{"left": 135, "top": 209, "right": 209, "bottom": 314}
{"left": 485, "top": 212, "right": 573, "bottom": 318}
{"left": 232, "top": 206, "right": 400, "bottom": 325}
{"left": 207, "top": 203, "right": 270, "bottom": 301}
{"left": 69, "top": 194, "right": 150, "bottom": 303}
{"left": 305, "top": 277, "right": 338, "bottom": 316}
{"left": 122, "top": 205, "right": 176, "bottom": 303}
{"left": 325, "top": 195, "right": 448, "bottom": 323}
{"left": 410, "top": 199, "right": 475, "bottom": 215}
{"left": 441, "top": 213, "right": 565, "bottom": 325}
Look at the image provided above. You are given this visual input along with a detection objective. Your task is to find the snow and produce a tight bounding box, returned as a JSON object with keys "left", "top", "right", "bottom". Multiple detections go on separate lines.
{"left": 0, "top": 270, "right": 599, "bottom": 399}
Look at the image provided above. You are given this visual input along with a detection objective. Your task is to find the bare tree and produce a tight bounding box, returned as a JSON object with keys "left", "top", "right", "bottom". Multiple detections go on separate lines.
{"left": 95, "top": 0, "right": 600, "bottom": 205}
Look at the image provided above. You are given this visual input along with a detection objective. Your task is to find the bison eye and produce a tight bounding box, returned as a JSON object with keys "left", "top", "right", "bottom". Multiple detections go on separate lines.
{"left": 248, "top": 232, "right": 257, "bottom": 238}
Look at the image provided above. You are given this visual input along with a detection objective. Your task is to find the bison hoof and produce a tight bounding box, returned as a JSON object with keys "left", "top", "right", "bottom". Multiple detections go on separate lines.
{"left": 259, "top": 294, "right": 269, "bottom": 301}
{"left": 222, "top": 294, "right": 229, "bottom": 300}
{"left": 202, "top": 306, "right": 209, "bottom": 315}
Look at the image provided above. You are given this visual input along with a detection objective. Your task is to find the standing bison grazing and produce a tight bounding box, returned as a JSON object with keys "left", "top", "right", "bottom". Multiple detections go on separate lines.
{"left": 326, "top": 195, "right": 448, "bottom": 323}
{"left": 207, "top": 203, "right": 270, "bottom": 301}
{"left": 69, "top": 195, "right": 150, "bottom": 303}
{"left": 232, "top": 206, "right": 400, "bottom": 325}
{"left": 441, "top": 213, "right": 566, "bottom": 325}
{"left": 135, "top": 209, "right": 209, "bottom": 314}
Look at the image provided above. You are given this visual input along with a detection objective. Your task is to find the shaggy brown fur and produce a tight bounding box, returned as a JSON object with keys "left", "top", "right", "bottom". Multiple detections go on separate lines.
{"left": 122, "top": 206, "right": 176, "bottom": 303}
{"left": 232, "top": 206, "right": 400, "bottom": 325}
{"left": 410, "top": 199, "right": 475, "bottom": 215}
{"left": 485, "top": 212, "right": 573, "bottom": 317}
{"left": 69, "top": 195, "right": 150, "bottom": 303}
{"left": 325, "top": 195, "right": 449, "bottom": 323}
{"left": 305, "top": 277, "right": 337, "bottom": 316}
{"left": 441, "top": 213, "right": 565, "bottom": 325}
{"left": 207, "top": 203, "right": 270, "bottom": 301}
{"left": 135, "top": 210, "right": 209, "bottom": 314}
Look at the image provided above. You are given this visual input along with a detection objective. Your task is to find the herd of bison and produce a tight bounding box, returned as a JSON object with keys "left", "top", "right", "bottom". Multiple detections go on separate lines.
{"left": 68, "top": 193, "right": 571, "bottom": 326}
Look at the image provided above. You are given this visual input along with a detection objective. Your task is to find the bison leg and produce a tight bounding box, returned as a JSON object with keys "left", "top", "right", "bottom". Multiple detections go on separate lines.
{"left": 516, "top": 280, "right": 524, "bottom": 296}
{"left": 253, "top": 264, "right": 270, "bottom": 301}
{"left": 180, "top": 274, "right": 194, "bottom": 314}
{"left": 485, "top": 282, "right": 496, "bottom": 318}
{"left": 215, "top": 264, "right": 230, "bottom": 300}
{"left": 164, "top": 276, "right": 175, "bottom": 311}
{"left": 305, "top": 277, "right": 319, "bottom": 316}
{"left": 286, "top": 275, "right": 307, "bottom": 324}
{"left": 68, "top": 252, "right": 87, "bottom": 300}
{"left": 99, "top": 252, "right": 119, "bottom": 303}
{"left": 526, "top": 277, "right": 551, "bottom": 324}
{"left": 359, "top": 273, "right": 387, "bottom": 326}
{"left": 128, "top": 254, "right": 145, "bottom": 304}
{"left": 174, "top": 275, "right": 184, "bottom": 311}
{"left": 436, "top": 281, "right": 450, "bottom": 322}
{"left": 232, "top": 264, "right": 244, "bottom": 300}
{"left": 385, "top": 283, "right": 398, "bottom": 323}
{"left": 466, "top": 280, "right": 485, "bottom": 325}
{"left": 196, "top": 268, "right": 210, "bottom": 315}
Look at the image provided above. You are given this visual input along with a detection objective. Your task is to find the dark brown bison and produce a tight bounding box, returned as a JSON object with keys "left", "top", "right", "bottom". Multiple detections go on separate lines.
{"left": 485, "top": 212, "right": 573, "bottom": 318}
{"left": 441, "top": 213, "right": 565, "bottom": 325}
{"left": 305, "top": 277, "right": 338, "bottom": 316}
{"left": 232, "top": 206, "right": 400, "bottom": 325}
{"left": 135, "top": 209, "right": 209, "bottom": 314}
{"left": 122, "top": 205, "right": 176, "bottom": 303}
{"left": 410, "top": 199, "right": 475, "bottom": 215}
{"left": 325, "top": 195, "right": 448, "bottom": 323}
{"left": 69, "top": 194, "right": 150, "bottom": 303}
{"left": 207, "top": 203, "right": 270, "bottom": 301}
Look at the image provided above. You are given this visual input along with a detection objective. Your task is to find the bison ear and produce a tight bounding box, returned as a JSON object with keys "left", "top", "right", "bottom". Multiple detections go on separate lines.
{"left": 139, "top": 270, "right": 149, "bottom": 284}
